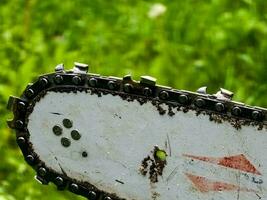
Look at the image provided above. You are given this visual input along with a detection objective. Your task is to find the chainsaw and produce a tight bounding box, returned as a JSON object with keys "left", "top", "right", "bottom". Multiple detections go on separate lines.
{"left": 7, "top": 62, "right": 267, "bottom": 200}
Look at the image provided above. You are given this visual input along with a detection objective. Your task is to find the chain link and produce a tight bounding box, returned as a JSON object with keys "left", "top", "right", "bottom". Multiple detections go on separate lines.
{"left": 7, "top": 68, "right": 267, "bottom": 200}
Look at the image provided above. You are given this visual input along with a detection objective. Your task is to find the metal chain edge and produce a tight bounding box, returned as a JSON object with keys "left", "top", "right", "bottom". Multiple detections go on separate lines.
{"left": 6, "top": 69, "right": 267, "bottom": 200}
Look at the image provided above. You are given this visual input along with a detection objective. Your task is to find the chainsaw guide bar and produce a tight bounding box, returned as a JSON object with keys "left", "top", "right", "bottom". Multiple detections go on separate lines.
{"left": 7, "top": 63, "right": 267, "bottom": 200}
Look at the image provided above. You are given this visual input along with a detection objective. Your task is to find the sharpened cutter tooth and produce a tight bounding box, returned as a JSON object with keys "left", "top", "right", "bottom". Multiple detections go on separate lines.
{"left": 220, "top": 88, "right": 234, "bottom": 98}
{"left": 196, "top": 86, "right": 207, "bottom": 94}
{"left": 6, "top": 120, "right": 14, "bottom": 129}
{"left": 7, "top": 96, "right": 17, "bottom": 110}
{"left": 215, "top": 88, "right": 234, "bottom": 100}
{"left": 55, "top": 63, "right": 65, "bottom": 73}
{"left": 73, "top": 62, "right": 89, "bottom": 74}
{"left": 6, "top": 63, "right": 267, "bottom": 200}
{"left": 140, "top": 76, "right": 156, "bottom": 86}
{"left": 108, "top": 76, "right": 122, "bottom": 80}
{"left": 123, "top": 74, "right": 132, "bottom": 81}
{"left": 35, "top": 175, "right": 49, "bottom": 185}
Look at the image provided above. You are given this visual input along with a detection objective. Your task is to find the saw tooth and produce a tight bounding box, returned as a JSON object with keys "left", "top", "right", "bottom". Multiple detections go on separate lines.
{"left": 73, "top": 62, "right": 89, "bottom": 74}
{"left": 6, "top": 119, "right": 14, "bottom": 129}
{"left": 123, "top": 74, "right": 132, "bottom": 81}
{"left": 215, "top": 88, "right": 234, "bottom": 100}
{"left": 196, "top": 86, "right": 207, "bottom": 94}
{"left": 140, "top": 75, "right": 156, "bottom": 86}
{"left": 35, "top": 175, "right": 49, "bottom": 185}
{"left": 6, "top": 63, "right": 267, "bottom": 200}
{"left": 55, "top": 63, "right": 65, "bottom": 73}
{"left": 7, "top": 96, "right": 17, "bottom": 111}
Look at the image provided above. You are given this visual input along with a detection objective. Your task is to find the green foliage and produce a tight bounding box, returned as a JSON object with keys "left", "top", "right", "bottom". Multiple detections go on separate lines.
{"left": 0, "top": 0, "right": 266, "bottom": 199}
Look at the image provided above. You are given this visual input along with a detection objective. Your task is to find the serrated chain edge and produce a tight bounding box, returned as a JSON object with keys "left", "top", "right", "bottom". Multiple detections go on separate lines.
{"left": 7, "top": 69, "right": 267, "bottom": 200}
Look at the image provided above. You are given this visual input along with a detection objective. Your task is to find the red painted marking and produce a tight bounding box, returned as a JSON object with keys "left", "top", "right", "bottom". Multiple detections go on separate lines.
{"left": 183, "top": 154, "right": 261, "bottom": 175}
{"left": 185, "top": 173, "right": 256, "bottom": 193}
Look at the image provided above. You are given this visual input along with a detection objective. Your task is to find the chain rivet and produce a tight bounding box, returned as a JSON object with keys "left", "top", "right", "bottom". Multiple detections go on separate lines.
{"left": 38, "top": 167, "right": 47, "bottom": 177}
{"left": 88, "top": 78, "right": 98, "bottom": 87}
{"left": 195, "top": 98, "right": 205, "bottom": 107}
{"left": 107, "top": 81, "right": 116, "bottom": 90}
{"left": 25, "top": 155, "right": 35, "bottom": 165}
{"left": 178, "top": 94, "right": 188, "bottom": 104}
{"left": 26, "top": 89, "right": 34, "bottom": 98}
{"left": 252, "top": 111, "right": 262, "bottom": 120}
{"left": 55, "top": 177, "right": 64, "bottom": 186}
{"left": 159, "top": 91, "right": 169, "bottom": 100}
{"left": 215, "top": 102, "right": 225, "bottom": 112}
{"left": 72, "top": 76, "right": 82, "bottom": 85}
{"left": 143, "top": 87, "right": 152, "bottom": 96}
{"left": 39, "top": 77, "right": 49, "bottom": 87}
{"left": 123, "top": 83, "right": 133, "bottom": 93}
{"left": 17, "top": 102, "right": 26, "bottom": 111}
{"left": 88, "top": 191, "right": 96, "bottom": 200}
{"left": 15, "top": 120, "right": 24, "bottom": 129}
{"left": 70, "top": 183, "right": 79, "bottom": 193}
{"left": 54, "top": 74, "right": 63, "bottom": 84}
{"left": 232, "top": 106, "right": 242, "bottom": 116}
{"left": 17, "top": 136, "right": 26, "bottom": 145}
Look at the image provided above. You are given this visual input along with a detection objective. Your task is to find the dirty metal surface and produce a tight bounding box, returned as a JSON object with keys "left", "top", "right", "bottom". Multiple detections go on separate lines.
{"left": 7, "top": 63, "right": 267, "bottom": 200}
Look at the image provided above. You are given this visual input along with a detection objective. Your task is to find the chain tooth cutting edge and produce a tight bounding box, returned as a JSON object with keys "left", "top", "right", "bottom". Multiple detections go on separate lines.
{"left": 6, "top": 62, "right": 267, "bottom": 200}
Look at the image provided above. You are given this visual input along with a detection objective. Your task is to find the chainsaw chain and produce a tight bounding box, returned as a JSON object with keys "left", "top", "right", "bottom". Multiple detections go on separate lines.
{"left": 7, "top": 66, "right": 267, "bottom": 200}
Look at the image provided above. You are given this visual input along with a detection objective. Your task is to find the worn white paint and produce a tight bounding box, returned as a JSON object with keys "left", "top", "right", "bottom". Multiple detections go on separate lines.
{"left": 28, "top": 91, "right": 267, "bottom": 200}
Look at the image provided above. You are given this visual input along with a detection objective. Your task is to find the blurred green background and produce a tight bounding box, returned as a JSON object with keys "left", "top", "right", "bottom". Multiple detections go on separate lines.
{"left": 0, "top": 0, "right": 267, "bottom": 199}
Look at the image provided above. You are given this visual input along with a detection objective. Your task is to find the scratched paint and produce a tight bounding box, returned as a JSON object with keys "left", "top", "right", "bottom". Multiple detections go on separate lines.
{"left": 28, "top": 91, "right": 267, "bottom": 200}
{"left": 183, "top": 154, "right": 262, "bottom": 175}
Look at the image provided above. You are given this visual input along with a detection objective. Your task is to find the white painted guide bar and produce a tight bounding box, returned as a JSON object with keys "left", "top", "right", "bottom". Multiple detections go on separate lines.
{"left": 28, "top": 91, "right": 266, "bottom": 200}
